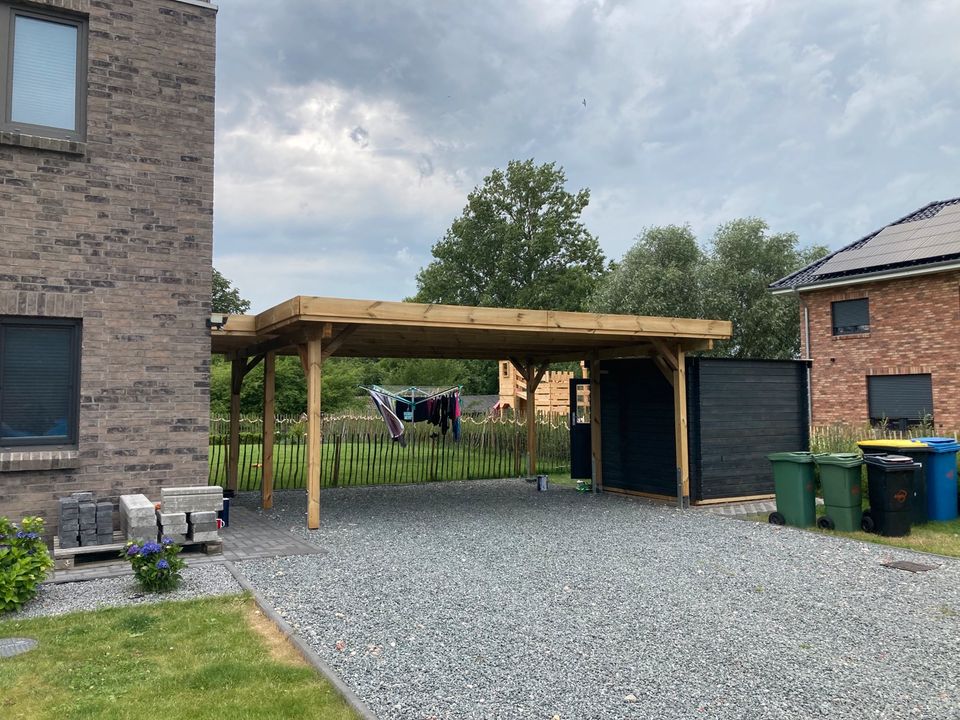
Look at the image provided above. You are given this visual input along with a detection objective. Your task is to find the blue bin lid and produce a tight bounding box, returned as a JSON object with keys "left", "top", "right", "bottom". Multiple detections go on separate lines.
{"left": 911, "top": 437, "right": 960, "bottom": 453}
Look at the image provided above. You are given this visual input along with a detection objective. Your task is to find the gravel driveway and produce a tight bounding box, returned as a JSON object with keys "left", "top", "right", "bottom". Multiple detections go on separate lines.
{"left": 233, "top": 480, "right": 960, "bottom": 720}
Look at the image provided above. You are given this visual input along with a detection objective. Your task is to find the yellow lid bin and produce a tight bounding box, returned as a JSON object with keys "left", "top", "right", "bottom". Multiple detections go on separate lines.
{"left": 856, "top": 439, "right": 929, "bottom": 449}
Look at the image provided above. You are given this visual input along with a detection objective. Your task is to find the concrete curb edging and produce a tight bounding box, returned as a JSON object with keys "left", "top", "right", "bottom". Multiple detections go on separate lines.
{"left": 222, "top": 560, "right": 378, "bottom": 720}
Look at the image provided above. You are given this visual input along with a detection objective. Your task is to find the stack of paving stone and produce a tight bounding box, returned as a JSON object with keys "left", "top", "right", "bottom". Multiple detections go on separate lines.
{"left": 160, "top": 486, "right": 223, "bottom": 543}
{"left": 58, "top": 492, "right": 115, "bottom": 548}
{"left": 156, "top": 511, "right": 188, "bottom": 544}
{"left": 120, "top": 494, "right": 159, "bottom": 542}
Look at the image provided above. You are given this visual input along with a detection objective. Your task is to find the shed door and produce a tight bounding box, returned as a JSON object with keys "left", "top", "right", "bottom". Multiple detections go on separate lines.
{"left": 868, "top": 374, "right": 934, "bottom": 428}
{"left": 569, "top": 379, "right": 591, "bottom": 479}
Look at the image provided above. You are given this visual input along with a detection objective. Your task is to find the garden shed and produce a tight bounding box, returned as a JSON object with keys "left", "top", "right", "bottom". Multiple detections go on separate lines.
{"left": 594, "top": 357, "right": 810, "bottom": 503}
{"left": 211, "top": 296, "right": 732, "bottom": 528}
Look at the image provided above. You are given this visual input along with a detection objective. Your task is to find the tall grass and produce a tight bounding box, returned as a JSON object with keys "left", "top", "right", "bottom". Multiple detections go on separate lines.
{"left": 809, "top": 417, "right": 954, "bottom": 454}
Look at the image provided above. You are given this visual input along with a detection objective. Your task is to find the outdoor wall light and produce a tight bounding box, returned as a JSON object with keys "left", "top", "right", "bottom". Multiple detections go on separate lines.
{"left": 206, "top": 313, "right": 228, "bottom": 330}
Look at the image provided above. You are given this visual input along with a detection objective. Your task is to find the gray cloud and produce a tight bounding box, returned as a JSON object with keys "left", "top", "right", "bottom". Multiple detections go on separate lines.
{"left": 213, "top": 0, "right": 960, "bottom": 311}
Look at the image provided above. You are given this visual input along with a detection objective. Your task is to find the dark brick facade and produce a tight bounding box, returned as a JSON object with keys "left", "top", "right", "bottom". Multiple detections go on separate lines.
{"left": 801, "top": 270, "right": 960, "bottom": 430}
{"left": 0, "top": 0, "right": 216, "bottom": 527}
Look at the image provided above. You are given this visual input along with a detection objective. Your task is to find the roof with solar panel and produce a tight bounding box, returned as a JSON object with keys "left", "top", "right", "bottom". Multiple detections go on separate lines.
{"left": 770, "top": 197, "right": 960, "bottom": 293}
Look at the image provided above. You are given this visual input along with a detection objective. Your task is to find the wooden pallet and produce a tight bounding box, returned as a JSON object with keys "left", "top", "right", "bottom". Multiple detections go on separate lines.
{"left": 53, "top": 533, "right": 222, "bottom": 571}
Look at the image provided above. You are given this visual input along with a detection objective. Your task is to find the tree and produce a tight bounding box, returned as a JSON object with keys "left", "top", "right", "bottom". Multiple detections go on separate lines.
{"left": 590, "top": 218, "right": 828, "bottom": 359}
{"left": 588, "top": 225, "right": 705, "bottom": 318}
{"left": 414, "top": 159, "right": 606, "bottom": 311}
{"left": 703, "top": 219, "right": 827, "bottom": 358}
{"left": 212, "top": 268, "right": 251, "bottom": 314}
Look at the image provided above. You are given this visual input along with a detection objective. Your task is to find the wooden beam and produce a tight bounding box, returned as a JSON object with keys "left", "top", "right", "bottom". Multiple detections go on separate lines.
{"left": 652, "top": 339, "right": 678, "bottom": 370}
{"left": 304, "top": 332, "right": 323, "bottom": 529}
{"left": 227, "top": 358, "right": 242, "bottom": 495}
{"left": 654, "top": 355, "right": 675, "bottom": 386}
{"left": 236, "top": 331, "right": 311, "bottom": 361}
{"left": 590, "top": 355, "right": 603, "bottom": 492}
{"left": 261, "top": 351, "right": 276, "bottom": 511}
{"left": 320, "top": 324, "right": 359, "bottom": 360}
{"left": 530, "top": 364, "right": 549, "bottom": 392}
{"left": 297, "top": 345, "right": 308, "bottom": 375}
{"left": 673, "top": 345, "right": 690, "bottom": 508}
{"left": 526, "top": 360, "right": 538, "bottom": 477}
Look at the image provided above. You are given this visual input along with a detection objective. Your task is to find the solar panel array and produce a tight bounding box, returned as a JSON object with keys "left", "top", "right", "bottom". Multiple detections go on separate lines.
{"left": 816, "top": 203, "right": 960, "bottom": 276}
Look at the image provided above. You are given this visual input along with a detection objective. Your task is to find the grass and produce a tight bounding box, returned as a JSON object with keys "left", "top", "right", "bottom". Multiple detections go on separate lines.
{"left": 0, "top": 595, "right": 359, "bottom": 720}
{"left": 209, "top": 439, "right": 571, "bottom": 491}
{"left": 740, "top": 511, "right": 960, "bottom": 559}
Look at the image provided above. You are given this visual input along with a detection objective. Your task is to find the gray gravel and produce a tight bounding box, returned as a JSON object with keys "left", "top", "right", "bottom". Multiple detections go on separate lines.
{"left": 233, "top": 480, "right": 960, "bottom": 720}
{"left": 12, "top": 564, "right": 241, "bottom": 619}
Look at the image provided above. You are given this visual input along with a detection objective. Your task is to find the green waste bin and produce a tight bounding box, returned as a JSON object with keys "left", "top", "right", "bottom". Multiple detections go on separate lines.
{"left": 814, "top": 453, "right": 864, "bottom": 531}
{"left": 767, "top": 452, "right": 817, "bottom": 527}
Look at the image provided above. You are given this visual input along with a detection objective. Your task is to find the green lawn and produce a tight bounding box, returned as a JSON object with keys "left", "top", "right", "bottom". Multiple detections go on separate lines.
{"left": 209, "top": 439, "right": 570, "bottom": 491}
{"left": 0, "top": 595, "right": 359, "bottom": 720}
{"left": 740, "top": 511, "right": 960, "bottom": 559}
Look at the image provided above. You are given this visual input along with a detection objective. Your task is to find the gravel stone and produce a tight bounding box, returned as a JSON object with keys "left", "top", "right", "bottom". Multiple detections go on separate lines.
{"left": 231, "top": 480, "right": 960, "bottom": 720}
{"left": 11, "top": 565, "right": 241, "bottom": 619}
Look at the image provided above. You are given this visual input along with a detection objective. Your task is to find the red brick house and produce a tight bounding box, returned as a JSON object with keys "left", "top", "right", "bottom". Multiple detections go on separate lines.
{"left": 770, "top": 198, "right": 960, "bottom": 430}
{"left": 0, "top": 0, "right": 217, "bottom": 526}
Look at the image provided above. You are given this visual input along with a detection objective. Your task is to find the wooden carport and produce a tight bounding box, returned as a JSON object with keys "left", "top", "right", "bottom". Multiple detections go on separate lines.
{"left": 210, "top": 296, "right": 732, "bottom": 528}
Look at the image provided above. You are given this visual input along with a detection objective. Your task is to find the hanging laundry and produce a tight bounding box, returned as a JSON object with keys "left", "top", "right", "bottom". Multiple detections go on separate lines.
{"left": 367, "top": 389, "right": 406, "bottom": 446}
{"left": 395, "top": 396, "right": 430, "bottom": 422}
{"left": 452, "top": 390, "right": 461, "bottom": 441}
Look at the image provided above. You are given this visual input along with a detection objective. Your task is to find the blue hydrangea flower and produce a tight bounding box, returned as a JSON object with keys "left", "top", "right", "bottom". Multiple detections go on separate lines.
{"left": 156, "top": 559, "right": 170, "bottom": 570}
{"left": 161, "top": 536, "right": 173, "bottom": 546}
{"left": 126, "top": 544, "right": 140, "bottom": 556}
{"left": 15, "top": 531, "right": 26, "bottom": 539}
{"left": 140, "top": 541, "right": 162, "bottom": 556}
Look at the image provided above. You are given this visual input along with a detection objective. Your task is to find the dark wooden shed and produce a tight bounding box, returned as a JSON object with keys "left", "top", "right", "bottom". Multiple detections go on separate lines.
{"left": 597, "top": 357, "right": 810, "bottom": 504}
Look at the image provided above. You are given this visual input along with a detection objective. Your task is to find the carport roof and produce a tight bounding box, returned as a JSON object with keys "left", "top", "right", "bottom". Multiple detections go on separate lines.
{"left": 210, "top": 295, "right": 733, "bottom": 361}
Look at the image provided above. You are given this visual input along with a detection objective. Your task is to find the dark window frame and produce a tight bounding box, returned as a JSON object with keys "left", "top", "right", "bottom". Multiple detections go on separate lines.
{"left": 0, "top": 3, "right": 87, "bottom": 142}
{"left": 831, "top": 297, "right": 870, "bottom": 336}
{"left": 867, "top": 373, "right": 934, "bottom": 430}
{"left": 0, "top": 316, "right": 81, "bottom": 448}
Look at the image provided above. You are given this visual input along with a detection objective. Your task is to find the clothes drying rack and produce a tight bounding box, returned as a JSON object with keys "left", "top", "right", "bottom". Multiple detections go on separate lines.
{"left": 360, "top": 385, "right": 462, "bottom": 421}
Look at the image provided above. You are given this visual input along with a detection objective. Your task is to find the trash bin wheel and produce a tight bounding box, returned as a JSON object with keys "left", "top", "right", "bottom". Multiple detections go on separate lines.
{"left": 817, "top": 516, "right": 835, "bottom": 531}
{"left": 769, "top": 512, "right": 786, "bottom": 526}
{"left": 860, "top": 512, "right": 875, "bottom": 533}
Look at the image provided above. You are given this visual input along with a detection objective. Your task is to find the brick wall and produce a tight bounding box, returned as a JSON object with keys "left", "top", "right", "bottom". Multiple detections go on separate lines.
{"left": 801, "top": 270, "right": 960, "bottom": 429}
{"left": 0, "top": 0, "right": 216, "bottom": 527}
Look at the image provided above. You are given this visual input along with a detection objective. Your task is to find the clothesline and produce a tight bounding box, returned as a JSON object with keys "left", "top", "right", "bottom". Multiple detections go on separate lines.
{"left": 358, "top": 384, "right": 462, "bottom": 406}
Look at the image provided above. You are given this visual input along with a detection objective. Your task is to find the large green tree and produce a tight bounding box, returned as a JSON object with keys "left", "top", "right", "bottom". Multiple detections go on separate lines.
{"left": 212, "top": 268, "right": 251, "bottom": 314}
{"left": 590, "top": 218, "right": 828, "bottom": 359}
{"left": 588, "top": 224, "right": 705, "bottom": 318}
{"left": 414, "top": 159, "right": 606, "bottom": 311}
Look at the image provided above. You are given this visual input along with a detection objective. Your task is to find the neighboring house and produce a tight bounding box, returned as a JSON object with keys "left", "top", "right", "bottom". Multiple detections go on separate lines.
{"left": 0, "top": 0, "right": 217, "bottom": 527}
{"left": 770, "top": 198, "right": 960, "bottom": 430}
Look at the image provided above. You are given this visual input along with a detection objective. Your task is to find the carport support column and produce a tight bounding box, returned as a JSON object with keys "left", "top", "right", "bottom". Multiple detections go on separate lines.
{"left": 261, "top": 351, "right": 276, "bottom": 510}
{"left": 526, "top": 364, "right": 538, "bottom": 476}
{"left": 673, "top": 346, "right": 690, "bottom": 508}
{"left": 589, "top": 356, "right": 603, "bottom": 493}
{"left": 227, "top": 357, "right": 243, "bottom": 495}
{"left": 303, "top": 332, "right": 323, "bottom": 529}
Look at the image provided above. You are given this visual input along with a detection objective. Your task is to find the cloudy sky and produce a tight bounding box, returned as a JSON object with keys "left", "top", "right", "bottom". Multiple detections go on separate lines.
{"left": 213, "top": 0, "right": 959, "bottom": 312}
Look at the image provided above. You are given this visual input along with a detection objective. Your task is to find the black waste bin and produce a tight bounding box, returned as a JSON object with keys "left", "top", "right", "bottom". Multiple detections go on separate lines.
{"left": 862, "top": 454, "right": 919, "bottom": 537}
{"left": 857, "top": 440, "right": 930, "bottom": 525}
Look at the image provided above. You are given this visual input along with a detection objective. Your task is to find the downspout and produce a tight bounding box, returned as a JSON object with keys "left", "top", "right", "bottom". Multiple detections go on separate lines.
{"left": 794, "top": 288, "right": 813, "bottom": 434}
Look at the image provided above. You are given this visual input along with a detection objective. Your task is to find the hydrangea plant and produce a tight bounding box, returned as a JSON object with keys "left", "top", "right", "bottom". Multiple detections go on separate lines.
{"left": 121, "top": 536, "right": 185, "bottom": 592}
{"left": 0, "top": 515, "right": 53, "bottom": 613}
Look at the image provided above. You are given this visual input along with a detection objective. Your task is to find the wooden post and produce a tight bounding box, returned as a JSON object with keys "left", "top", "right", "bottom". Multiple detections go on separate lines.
{"left": 227, "top": 357, "right": 242, "bottom": 495}
{"left": 673, "top": 345, "right": 690, "bottom": 508}
{"left": 261, "top": 351, "right": 276, "bottom": 510}
{"left": 526, "top": 368, "right": 537, "bottom": 477}
{"left": 303, "top": 332, "right": 323, "bottom": 529}
{"left": 589, "top": 355, "right": 603, "bottom": 492}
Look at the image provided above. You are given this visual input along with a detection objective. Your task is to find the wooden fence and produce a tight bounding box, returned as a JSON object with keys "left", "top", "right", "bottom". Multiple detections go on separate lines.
{"left": 209, "top": 414, "right": 571, "bottom": 491}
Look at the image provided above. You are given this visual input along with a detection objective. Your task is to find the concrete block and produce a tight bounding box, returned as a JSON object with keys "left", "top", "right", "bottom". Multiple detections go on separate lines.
{"left": 161, "top": 485, "right": 222, "bottom": 498}
{"left": 58, "top": 497, "right": 79, "bottom": 511}
{"left": 161, "top": 495, "right": 223, "bottom": 513}
{"left": 189, "top": 521, "right": 217, "bottom": 534}
{"left": 96, "top": 501, "right": 113, "bottom": 513}
{"left": 97, "top": 534, "right": 114, "bottom": 545}
{"left": 189, "top": 530, "right": 219, "bottom": 542}
{"left": 59, "top": 536, "right": 79, "bottom": 549}
{"left": 79, "top": 535, "right": 99, "bottom": 547}
{"left": 161, "top": 533, "right": 187, "bottom": 544}
{"left": 126, "top": 526, "right": 158, "bottom": 542}
{"left": 188, "top": 510, "right": 216, "bottom": 524}
{"left": 157, "top": 511, "right": 186, "bottom": 525}
{"left": 71, "top": 492, "right": 94, "bottom": 502}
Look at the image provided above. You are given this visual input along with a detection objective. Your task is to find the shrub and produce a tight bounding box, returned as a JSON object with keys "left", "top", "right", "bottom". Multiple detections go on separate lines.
{"left": 121, "top": 536, "right": 186, "bottom": 592}
{"left": 0, "top": 516, "right": 53, "bottom": 614}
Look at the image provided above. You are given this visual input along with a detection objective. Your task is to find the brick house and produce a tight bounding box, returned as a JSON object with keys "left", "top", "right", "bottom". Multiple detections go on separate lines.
{"left": 770, "top": 198, "right": 960, "bottom": 430}
{"left": 0, "top": 0, "right": 217, "bottom": 528}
